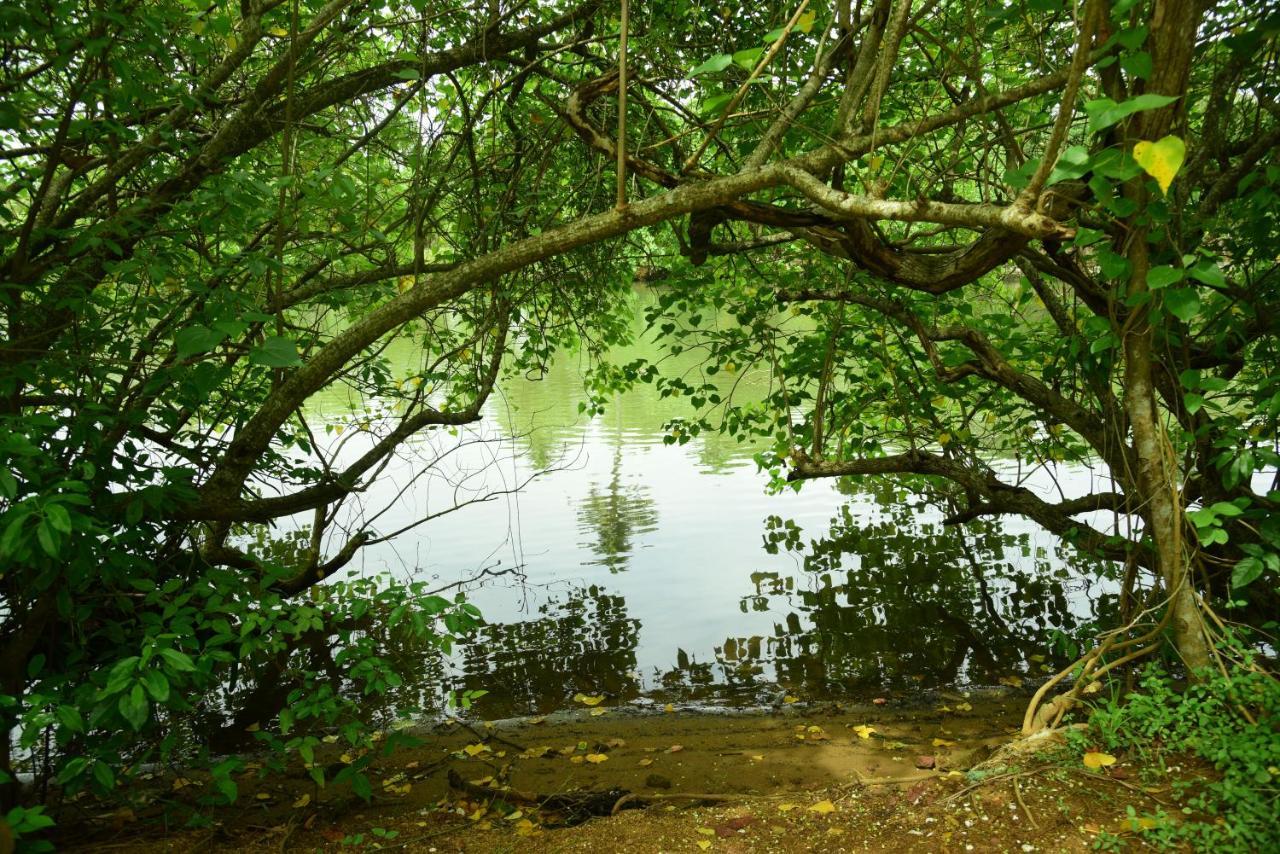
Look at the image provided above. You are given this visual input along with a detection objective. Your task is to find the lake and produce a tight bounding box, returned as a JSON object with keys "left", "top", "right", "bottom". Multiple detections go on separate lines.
{"left": 302, "top": 288, "right": 1120, "bottom": 719}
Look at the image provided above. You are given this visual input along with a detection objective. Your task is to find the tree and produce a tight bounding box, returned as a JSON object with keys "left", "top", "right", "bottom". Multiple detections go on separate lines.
{"left": 0, "top": 0, "right": 1276, "bottom": 826}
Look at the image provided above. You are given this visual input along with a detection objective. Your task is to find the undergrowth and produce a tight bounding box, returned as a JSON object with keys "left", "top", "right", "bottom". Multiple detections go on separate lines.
{"left": 1085, "top": 659, "right": 1280, "bottom": 852}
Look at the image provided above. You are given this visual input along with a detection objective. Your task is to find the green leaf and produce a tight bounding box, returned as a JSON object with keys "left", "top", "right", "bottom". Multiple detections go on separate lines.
{"left": 56, "top": 705, "right": 85, "bottom": 734}
{"left": 732, "top": 47, "right": 764, "bottom": 69}
{"left": 691, "top": 54, "right": 732, "bottom": 76}
{"left": 1164, "top": 287, "right": 1200, "bottom": 322}
{"left": 1146, "top": 265, "right": 1183, "bottom": 289}
{"left": 174, "top": 325, "right": 225, "bottom": 359}
{"left": 1047, "top": 146, "right": 1091, "bottom": 185}
{"left": 1232, "top": 557, "right": 1264, "bottom": 589}
{"left": 93, "top": 761, "right": 116, "bottom": 791}
{"left": 159, "top": 647, "right": 196, "bottom": 672}
{"left": 1188, "top": 261, "right": 1227, "bottom": 287}
{"left": 119, "top": 684, "right": 149, "bottom": 730}
{"left": 44, "top": 503, "right": 72, "bottom": 534}
{"left": 142, "top": 669, "right": 170, "bottom": 703}
{"left": 249, "top": 336, "right": 301, "bottom": 368}
{"left": 701, "top": 92, "right": 735, "bottom": 116}
{"left": 1084, "top": 94, "right": 1178, "bottom": 134}
{"left": 1184, "top": 393, "right": 1204, "bottom": 415}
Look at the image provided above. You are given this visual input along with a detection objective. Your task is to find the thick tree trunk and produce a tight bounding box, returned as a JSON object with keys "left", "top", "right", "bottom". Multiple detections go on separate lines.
{"left": 1122, "top": 319, "right": 1212, "bottom": 673}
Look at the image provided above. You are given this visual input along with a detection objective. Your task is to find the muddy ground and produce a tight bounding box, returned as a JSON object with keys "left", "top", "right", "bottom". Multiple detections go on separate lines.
{"left": 52, "top": 693, "right": 1201, "bottom": 852}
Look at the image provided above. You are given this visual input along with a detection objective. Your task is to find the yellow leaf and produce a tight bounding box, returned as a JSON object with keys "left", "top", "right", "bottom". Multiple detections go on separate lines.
{"left": 639, "top": 758, "right": 654, "bottom": 766}
{"left": 808, "top": 799, "right": 836, "bottom": 814}
{"left": 1083, "top": 681, "right": 1102, "bottom": 695}
{"left": 851, "top": 724, "right": 876, "bottom": 739}
{"left": 1083, "top": 751, "right": 1117, "bottom": 769}
{"left": 664, "top": 703, "right": 675, "bottom": 713}
{"left": 244, "top": 722, "right": 260, "bottom": 732}
{"left": 869, "top": 154, "right": 885, "bottom": 172}
{"left": 339, "top": 753, "right": 355, "bottom": 764}
{"left": 932, "top": 738, "right": 957, "bottom": 748}
{"left": 1133, "top": 135, "right": 1186, "bottom": 195}
{"left": 570, "top": 755, "right": 584, "bottom": 764}
{"left": 590, "top": 707, "right": 607, "bottom": 717}
{"left": 462, "top": 743, "right": 490, "bottom": 757}
{"left": 267, "top": 26, "right": 289, "bottom": 37}
{"left": 696, "top": 827, "right": 715, "bottom": 835}
{"left": 528, "top": 716, "right": 546, "bottom": 725}
{"left": 171, "top": 777, "right": 193, "bottom": 791}
{"left": 514, "top": 818, "right": 536, "bottom": 836}
{"left": 1029, "top": 654, "right": 1046, "bottom": 663}
{"left": 783, "top": 695, "right": 799, "bottom": 704}
{"left": 573, "top": 693, "right": 605, "bottom": 706}
{"left": 505, "top": 810, "right": 524, "bottom": 821}
{"left": 697, "top": 842, "right": 712, "bottom": 851}
{"left": 292, "top": 793, "right": 311, "bottom": 808}
{"left": 585, "top": 753, "right": 608, "bottom": 764}
{"left": 468, "top": 807, "right": 485, "bottom": 821}
{"left": 667, "top": 744, "right": 684, "bottom": 753}
{"left": 999, "top": 675, "right": 1023, "bottom": 688}
{"left": 469, "top": 776, "right": 494, "bottom": 786}
{"left": 750, "top": 754, "right": 764, "bottom": 761}
{"left": 255, "top": 792, "right": 271, "bottom": 801}
{"left": 778, "top": 803, "right": 798, "bottom": 812}
{"left": 796, "top": 10, "right": 816, "bottom": 33}
{"left": 954, "top": 702, "right": 973, "bottom": 712}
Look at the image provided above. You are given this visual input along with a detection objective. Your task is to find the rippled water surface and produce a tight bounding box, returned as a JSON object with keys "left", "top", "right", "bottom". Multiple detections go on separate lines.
{"left": 301, "top": 288, "right": 1120, "bottom": 718}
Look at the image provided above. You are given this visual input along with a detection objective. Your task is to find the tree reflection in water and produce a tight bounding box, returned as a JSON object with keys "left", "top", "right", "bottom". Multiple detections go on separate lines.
{"left": 576, "top": 446, "right": 659, "bottom": 573}
{"left": 659, "top": 484, "right": 1120, "bottom": 702}
{"left": 449, "top": 585, "right": 641, "bottom": 717}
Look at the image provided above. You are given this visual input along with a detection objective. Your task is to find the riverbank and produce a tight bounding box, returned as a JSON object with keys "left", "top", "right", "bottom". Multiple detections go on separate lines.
{"left": 52, "top": 692, "right": 1209, "bottom": 852}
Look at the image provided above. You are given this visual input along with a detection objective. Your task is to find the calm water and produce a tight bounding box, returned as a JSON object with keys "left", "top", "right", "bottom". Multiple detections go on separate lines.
{"left": 298, "top": 288, "right": 1120, "bottom": 719}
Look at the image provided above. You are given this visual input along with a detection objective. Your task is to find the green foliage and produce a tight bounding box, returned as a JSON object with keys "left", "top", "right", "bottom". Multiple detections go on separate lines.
{"left": 1088, "top": 663, "right": 1280, "bottom": 852}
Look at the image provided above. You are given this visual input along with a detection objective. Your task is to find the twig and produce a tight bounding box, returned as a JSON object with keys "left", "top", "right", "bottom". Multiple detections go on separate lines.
{"left": 1013, "top": 776, "right": 1039, "bottom": 829}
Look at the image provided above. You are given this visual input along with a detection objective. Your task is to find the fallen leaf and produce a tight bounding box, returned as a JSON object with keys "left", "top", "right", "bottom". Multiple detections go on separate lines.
{"left": 590, "top": 707, "right": 607, "bottom": 717}
{"left": 873, "top": 697, "right": 888, "bottom": 705}
{"left": 778, "top": 803, "right": 798, "bottom": 812}
{"left": 339, "top": 752, "right": 355, "bottom": 764}
{"left": 1083, "top": 751, "right": 1117, "bottom": 769}
{"left": 696, "top": 841, "right": 712, "bottom": 851}
{"left": 696, "top": 827, "right": 715, "bottom": 835}
{"left": 999, "top": 675, "right": 1023, "bottom": 688}
{"left": 292, "top": 793, "right": 311, "bottom": 808}
{"left": 851, "top": 724, "right": 876, "bottom": 739}
{"left": 585, "top": 753, "right": 608, "bottom": 764}
{"left": 573, "top": 693, "right": 605, "bottom": 706}
{"left": 255, "top": 792, "right": 272, "bottom": 801}
{"left": 750, "top": 754, "right": 764, "bottom": 761}
{"left": 514, "top": 818, "right": 536, "bottom": 836}
{"left": 932, "top": 738, "right": 957, "bottom": 748}
{"left": 462, "top": 743, "right": 490, "bottom": 757}
{"left": 505, "top": 810, "right": 523, "bottom": 821}
{"left": 528, "top": 716, "right": 546, "bottom": 725}
{"left": 783, "top": 695, "right": 799, "bottom": 704}
{"left": 639, "top": 758, "right": 654, "bottom": 767}
{"left": 667, "top": 744, "right": 684, "bottom": 754}
{"left": 171, "top": 777, "right": 193, "bottom": 791}
{"left": 664, "top": 703, "right": 675, "bottom": 713}
{"left": 808, "top": 799, "right": 836, "bottom": 814}
{"left": 469, "top": 776, "right": 494, "bottom": 786}
{"left": 570, "top": 755, "right": 584, "bottom": 764}
{"left": 606, "top": 738, "right": 627, "bottom": 748}
{"left": 321, "top": 734, "right": 340, "bottom": 744}
{"left": 954, "top": 702, "right": 973, "bottom": 712}
{"left": 244, "top": 722, "right": 260, "bottom": 732}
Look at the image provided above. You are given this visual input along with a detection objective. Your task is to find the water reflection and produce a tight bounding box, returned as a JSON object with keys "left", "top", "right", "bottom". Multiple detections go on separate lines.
{"left": 293, "top": 288, "right": 1120, "bottom": 720}
{"left": 449, "top": 585, "right": 641, "bottom": 717}
{"left": 576, "top": 446, "right": 658, "bottom": 572}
